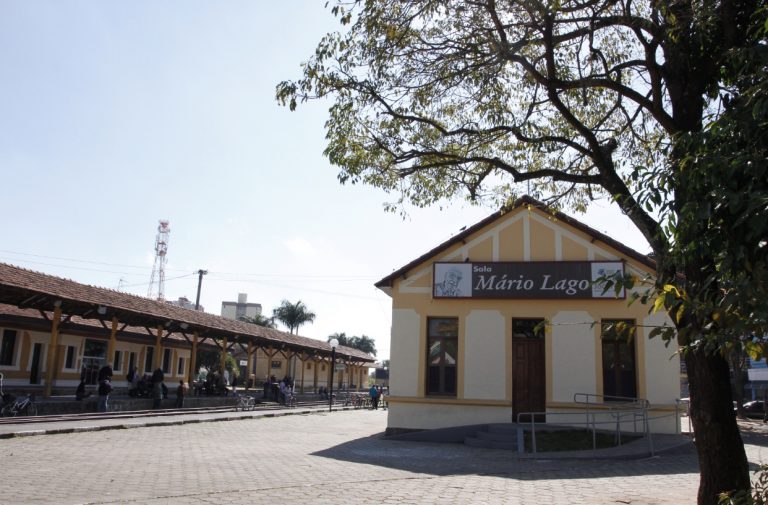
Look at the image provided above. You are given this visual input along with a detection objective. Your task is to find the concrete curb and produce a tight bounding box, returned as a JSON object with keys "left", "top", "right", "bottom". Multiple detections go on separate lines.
{"left": 0, "top": 405, "right": 359, "bottom": 439}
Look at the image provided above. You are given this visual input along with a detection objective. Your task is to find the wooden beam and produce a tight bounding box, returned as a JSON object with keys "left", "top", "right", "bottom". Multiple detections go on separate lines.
{"left": 106, "top": 317, "right": 118, "bottom": 371}
{"left": 42, "top": 305, "right": 62, "bottom": 398}
{"left": 299, "top": 353, "right": 306, "bottom": 393}
{"left": 188, "top": 331, "right": 199, "bottom": 384}
{"left": 219, "top": 336, "right": 228, "bottom": 373}
{"left": 246, "top": 340, "right": 253, "bottom": 390}
{"left": 153, "top": 325, "right": 163, "bottom": 371}
{"left": 37, "top": 308, "right": 51, "bottom": 322}
{"left": 19, "top": 294, "right": 42, "bottom": 308}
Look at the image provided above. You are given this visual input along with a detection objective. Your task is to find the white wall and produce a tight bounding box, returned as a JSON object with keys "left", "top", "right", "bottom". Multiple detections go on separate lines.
{"left": 389, "top": 403, "right": 513, "bottom": 430}
{"left": 642, "top": 312, "right": 680, "bottom": 404}
{"left": 464, "top": 310, "right": 506, "bottom": 400}
{"left": 390, "top": 309, "right": 421, "bottom": 397}
{"left": 551, "top": 311, "right": 597, "bottom": 402}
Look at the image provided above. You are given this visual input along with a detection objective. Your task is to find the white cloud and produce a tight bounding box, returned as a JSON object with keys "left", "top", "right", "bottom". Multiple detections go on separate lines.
{"left": 282, "top": 237, "right": 318, "bottom": 260}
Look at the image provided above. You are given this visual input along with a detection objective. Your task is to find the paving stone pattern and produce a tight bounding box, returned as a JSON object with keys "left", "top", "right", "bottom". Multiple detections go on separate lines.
{"left": 1, "top": 410, "right": 767, "bottom": 504}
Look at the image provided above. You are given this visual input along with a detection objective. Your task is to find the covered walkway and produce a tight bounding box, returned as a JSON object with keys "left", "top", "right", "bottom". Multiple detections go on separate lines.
{"left": 0, "top": 262, "right": 375, "bottom": 397}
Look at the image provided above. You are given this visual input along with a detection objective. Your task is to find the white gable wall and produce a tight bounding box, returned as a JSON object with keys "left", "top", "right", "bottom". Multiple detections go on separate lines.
{"left": 464, "top": 310, "right": 506, "bottom": 400}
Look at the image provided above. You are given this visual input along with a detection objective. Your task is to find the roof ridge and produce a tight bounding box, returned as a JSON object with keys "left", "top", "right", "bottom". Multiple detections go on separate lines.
{"left": 375, "top": 195, "right": 655, "bottom": 288}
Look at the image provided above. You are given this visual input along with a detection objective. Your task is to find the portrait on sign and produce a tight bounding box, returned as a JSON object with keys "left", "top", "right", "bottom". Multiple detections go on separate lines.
{"left": 433, "top": 263, "right": 472, "bottom": 298}
{"left": 591, "top": 262, "right": 625, "bottom": 298}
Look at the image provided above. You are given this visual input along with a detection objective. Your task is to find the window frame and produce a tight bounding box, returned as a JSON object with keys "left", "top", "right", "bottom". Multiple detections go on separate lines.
{"left": 425, "top": 317, "right": 459, "bottom": 397}
{"left": 144, "top": 347, "right": 154, "bottom": 374}
{"left": 127, "top": 352, "right": 137, "bottom": 374}
{"left": 64, "top": 345, "right": 77, "bottom": 370}
{"left": 162, "top": 348, "right": 172, "bottom": 374}
{"left": 512, "top": 318, "right": 545, "bottom": 340}
{"left": 600, "top": 319, "right": 638, "bottom": 401}
{"left": 0, "top": 329, "right": 19, "bottom": 367}
{"left": 113, "top": 350, "right": 122, "bottom": 373}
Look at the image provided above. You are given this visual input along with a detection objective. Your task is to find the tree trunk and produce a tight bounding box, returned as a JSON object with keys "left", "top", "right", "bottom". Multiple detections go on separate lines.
{"left": 686, "top": 347, "right": 750, "bottom": 504}
{"left": 729, "top": 349, "right": 746, "bottom": 418}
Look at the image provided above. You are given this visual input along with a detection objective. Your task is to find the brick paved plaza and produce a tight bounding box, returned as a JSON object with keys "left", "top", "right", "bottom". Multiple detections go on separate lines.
{"left": 2, "top": 410, "right": 768, "bottom": 504}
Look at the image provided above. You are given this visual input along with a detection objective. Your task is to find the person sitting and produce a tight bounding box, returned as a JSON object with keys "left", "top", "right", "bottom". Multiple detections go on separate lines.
{"left": 75, "top": 380, "right": 92, "bottom": 401}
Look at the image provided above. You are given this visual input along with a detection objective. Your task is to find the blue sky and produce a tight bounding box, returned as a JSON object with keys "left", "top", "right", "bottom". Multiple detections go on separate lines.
{"left": 0, "top": 1, "right": 649, "bottom": 360}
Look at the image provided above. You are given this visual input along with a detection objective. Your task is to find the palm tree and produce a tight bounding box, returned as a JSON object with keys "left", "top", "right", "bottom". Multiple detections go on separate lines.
{"left": 273, "top": 300, "right": 316, "bottom": 334}
{"left": 328, "top": 332, "right": 352, "bottom": 347}
{"left": 239, "top": 314, "right": 276, "bottom": 329}
{"left": 352, "top": 335, "right": 377, "bottom": 356}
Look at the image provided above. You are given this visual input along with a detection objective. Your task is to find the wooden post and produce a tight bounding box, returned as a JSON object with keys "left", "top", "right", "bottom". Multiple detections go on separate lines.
{"left": 43, "top": 305, "right": 62, "bottom": 398}
{"left": 188, "top": 331, "right": 199, "bottom": 384}
{"left": 313, "top": 358, "right": 318, "bottom": 392}
{"left": 107, "top": 317, "right": 118, "bottom": 370}
{"left": 300, "top": 353, "right": 306, "bottom": 393}
{"left": 153, "top": 325, "right": 163, "bottom": 371}
{"left": 219, "top": 337, "right": 228, "bottom": 373}
{"left": 246, "top": 340, "right": 254, "bottom": 390}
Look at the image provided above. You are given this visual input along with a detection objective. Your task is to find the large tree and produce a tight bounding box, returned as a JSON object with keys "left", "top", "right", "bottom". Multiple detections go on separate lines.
{"left": 277, "top": 1, "right": 768, "bottom": 502}
{"left": 273, "top": 299, "right": 316, "bottom": 334}
{"left": 328, "top": 332, "right": 378, "bottom": 356}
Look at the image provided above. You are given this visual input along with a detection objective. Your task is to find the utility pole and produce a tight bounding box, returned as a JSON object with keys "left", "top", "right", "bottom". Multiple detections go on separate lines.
{"left": 194, "top": 269, "right": 208, "bottom": 311}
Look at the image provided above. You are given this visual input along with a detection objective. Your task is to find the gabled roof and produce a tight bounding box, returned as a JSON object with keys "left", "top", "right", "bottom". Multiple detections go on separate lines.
{"left": 375, "top": 195, "right": 656, "bottom": 289}
{"left": 0, "top": 262, "right": 374, "bottom": 363}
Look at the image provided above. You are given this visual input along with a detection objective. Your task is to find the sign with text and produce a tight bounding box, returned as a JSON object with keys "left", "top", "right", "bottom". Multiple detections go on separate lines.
{"left": 433, "top": 261, "right": 624, "bottom": 299}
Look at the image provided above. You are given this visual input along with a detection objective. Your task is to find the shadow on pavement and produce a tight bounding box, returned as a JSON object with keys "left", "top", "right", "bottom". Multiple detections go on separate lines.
{"left": 311, "top": 432, "right": 702, "bottom": 481}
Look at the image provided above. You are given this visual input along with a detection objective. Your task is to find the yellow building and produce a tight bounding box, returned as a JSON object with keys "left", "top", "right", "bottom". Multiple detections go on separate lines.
{"left": 376, "top": 197, "right": 680, "bottom": 434}
{"left": 0, "top": 263, "right": 374, "bottom": 396}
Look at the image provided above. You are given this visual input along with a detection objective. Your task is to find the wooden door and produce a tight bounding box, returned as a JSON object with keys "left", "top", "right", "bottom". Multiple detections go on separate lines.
{"left": 512, "top": 338, "right": 545, "bottom": 422}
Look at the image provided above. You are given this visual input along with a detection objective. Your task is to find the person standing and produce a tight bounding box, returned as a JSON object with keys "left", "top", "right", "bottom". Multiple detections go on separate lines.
{"left": 175, "top": 380, "right": 188, "bottom": 409}
{"left": 97, "top": 375, "right": 113, "bottom": 412}
{"left": 369, "top": 384, "right": 379, "bottom": 410}
{"left": 152, "top": 368, "right": 164, "bottom": 409}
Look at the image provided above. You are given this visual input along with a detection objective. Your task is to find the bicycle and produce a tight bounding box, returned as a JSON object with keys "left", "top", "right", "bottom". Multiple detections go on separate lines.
{"left": 233, "top": 392, "right": 255, "bottom": 411}
{"left": 1, "top": 393, "right": 37, "bottom": 417}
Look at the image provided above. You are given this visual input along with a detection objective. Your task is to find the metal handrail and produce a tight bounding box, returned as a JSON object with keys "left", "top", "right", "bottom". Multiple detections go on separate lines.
{"left": 514, "top": 393, "right": 663, "bottom": 456}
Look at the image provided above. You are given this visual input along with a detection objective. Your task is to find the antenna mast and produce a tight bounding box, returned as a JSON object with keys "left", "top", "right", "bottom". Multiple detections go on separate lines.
{"left": 147, "top": 220, "right": 170, "bottom": 300}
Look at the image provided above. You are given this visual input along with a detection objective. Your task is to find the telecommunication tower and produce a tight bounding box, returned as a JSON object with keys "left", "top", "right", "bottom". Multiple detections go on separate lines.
{"left": 147, "top": 220, "right": 170, "bottom": 301}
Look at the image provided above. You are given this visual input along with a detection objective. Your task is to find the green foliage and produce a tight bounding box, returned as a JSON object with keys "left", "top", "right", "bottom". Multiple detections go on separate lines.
{"left": 273, "top": 300, "right": 316, "bottom": 334}
{"left": 328, "top": 332, "right": 377, "bottom": 356}
{"left": 719, "top": 464, "right": 768, "bottom": 504}
{"left": 239, "top": 314, "right": 277, "bottom": 329}
{"left": 279, "top": 2, "right": 767, "bottom": 499}
{"left": 195, "top": 350, "right": 240, "bottom": 377}
{"left": 631, "top": 11, "right": 768, "bottom": 358}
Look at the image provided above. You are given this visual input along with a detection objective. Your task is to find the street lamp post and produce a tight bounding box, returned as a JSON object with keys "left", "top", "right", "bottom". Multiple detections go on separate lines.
{"left": 329, "top": 338, "right": 338, "bottom": 412}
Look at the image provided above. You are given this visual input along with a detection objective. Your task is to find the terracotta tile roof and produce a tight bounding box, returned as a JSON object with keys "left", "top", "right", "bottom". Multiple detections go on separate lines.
{"left": 0, "top": 303, "right": 195, "bottom": 345}
{"left": 375, "top": 195, "right": 656, "bottom": 289}
{"left": 0, "top": 263, "right": 374, "bottom": 362}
